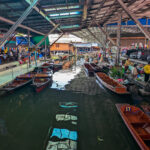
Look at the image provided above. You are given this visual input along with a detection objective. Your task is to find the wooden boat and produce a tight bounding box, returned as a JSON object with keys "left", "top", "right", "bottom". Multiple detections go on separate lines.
{"left": 83, "top": 63, "right": 94, "bottom": 77}
{"left": 116, "top": 104, "right": 150, "bottom": 150}
{"left": 42, "top": 63, "right": 54, "bottom": 70}
{"left": 90, "top": 63, "right": 102, "bottom": 73}
{"left": 36, "top": 66, "right": 53, "bottom": 75}
{"left": 0, "top": 77, "right": 32, "bottom": 92}
{"left": 53, "top": 63, "right": 63, "bottom": 72}
{"left": 96, "top": 72, "right": 129, "bottom": 95}
{"left": 32, "top": 73, "right": 52, "bottom": 93}
{"left": 17, "top": 72, "right": 35, "bottom": 79}
{"left": 141, "top": 105, "right": 150, "bottom": 118}
{"left": 42, "top": 62, "right": 51, "bottom": 67}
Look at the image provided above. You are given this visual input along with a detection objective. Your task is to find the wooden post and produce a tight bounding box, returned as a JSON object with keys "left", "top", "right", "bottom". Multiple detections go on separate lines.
{"left": 45, "top": 40, "right": 46, "bottom": 62}
{"left": 116, "top": 13, "right": 122, "bottom": 65}
{"left": 28, "top": 30, "right": 31, "bottom": 67}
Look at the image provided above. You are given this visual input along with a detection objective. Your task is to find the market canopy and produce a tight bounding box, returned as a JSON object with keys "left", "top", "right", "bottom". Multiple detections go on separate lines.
{"left": 31, "top": 36, "right": 49, "bottom": 46}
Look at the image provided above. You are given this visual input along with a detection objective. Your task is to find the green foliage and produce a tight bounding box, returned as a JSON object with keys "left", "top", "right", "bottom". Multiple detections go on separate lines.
{"left": 110, "top": 66, "right": 124, "bottom": 79}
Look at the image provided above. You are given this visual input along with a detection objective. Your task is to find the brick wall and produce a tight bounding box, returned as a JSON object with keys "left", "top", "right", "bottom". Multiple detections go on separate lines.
{"left": 111, "top": 37, "right": 150, "bottom": 48}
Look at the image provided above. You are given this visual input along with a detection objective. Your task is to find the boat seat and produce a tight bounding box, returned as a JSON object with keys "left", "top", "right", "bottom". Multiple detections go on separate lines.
{"left": 140, "top": 134, "right": 150, "bottom": 140}
{"left": 131, "top": 122, "right": 146, "bottom": 127}
{"left": 145, "top": 127, "right": 150, "bottom": 134}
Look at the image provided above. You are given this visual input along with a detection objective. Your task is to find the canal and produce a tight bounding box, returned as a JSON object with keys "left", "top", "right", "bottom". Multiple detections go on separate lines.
{"left": 0, "top": 64, "right": 140, "bottom": 150}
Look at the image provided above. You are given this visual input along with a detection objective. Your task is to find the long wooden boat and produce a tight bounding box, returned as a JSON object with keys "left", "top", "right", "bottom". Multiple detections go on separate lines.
{"left": 42, "top": 63, "right": 51, "bottom": 67}
{"left": 83, "top": 63, "right": 94, "bottom": 77}
{"left": 0, "top": 77, "right": 32, "bottom": 92}
{"left": 36, "top": 66, "right": 53, "bottom": 75}
{"left": 42, "top": 63, "right": 54, "bottom": 70}
{"left": 96, "top": 72, "right": 129, "bottom": 95}
{"left": 141, "top": 105, "right": 150, "bottom": 118}
{"left": 17, "top": 72, "right": 35, "bottom": 79}
{"left": 17, "top": 67, "right": 39, "bottom": 79}
{"left": 32, "top": 73, "right": 52, "bottom": 93}
{"left": 116, "top": 104, "right": 150, "bottom": 150}
{"left": 53, "top": 63, "right": 63, "bottom": 72}
{"left": 90, "top": 63, "right": 102, "bottom": 73}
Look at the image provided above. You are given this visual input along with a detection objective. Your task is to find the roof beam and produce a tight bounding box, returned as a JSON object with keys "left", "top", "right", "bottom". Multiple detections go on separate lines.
{"left": 86, "top": 28, "right": 103, "bottom": 46}
{"left": 117, "top": 0, "right": 150, "bottom": 40}
{"left": 50, "top": 33, "right": 64, "bottom": 46}
{"left": 25, "top": 0, "right": 62, "bottom": 33}
{"left": 88, "top": 0, "right": 106, "bottom": 27}
{"left": 95, "top": 22, "right": 116, "bottom": 46}
{"left": 0, "top": 0, "right": 40, "bottom": 48}
{"left": 82, "top": 0, "right": 88, "bottom": 21}
{"left": 0, "top": 16, "right": 44, "bottom": 35}
{"left": 35, "top": 24, "right": 59, "bottom": 48}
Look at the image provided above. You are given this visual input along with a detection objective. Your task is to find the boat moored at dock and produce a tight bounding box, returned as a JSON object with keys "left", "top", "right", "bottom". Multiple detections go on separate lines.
{"left": 90, "top": 63, "right": 102, "bottom": 73}
{"left": 96, "top": 72, "right": 129, "bottom": 95}
{"left": 116, "top": 104, "right": 150, "bottom": 150}
{"left": 83, "top": 63, "right": 94, "bottom": 77}
{"left": 32, "top": 73, "right": 52, "bottom": 93}
{"left": 0, "top": 77, "right": 32, "bottom": 92}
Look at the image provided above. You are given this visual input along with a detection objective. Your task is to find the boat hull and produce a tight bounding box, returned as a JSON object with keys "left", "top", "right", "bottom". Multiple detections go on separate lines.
{"left": 116, "top": 104, "right": 150, "bottom": 150}
{"left": 96, "top": 73, "right": 130, "bottom": 96}
{"left": 0, "top": 78, "right": 32, "bottom": 92}
{"left": 33, "top": 77, "right": 52, "bottom": 93}
{"left": 83, "top": 64, "right": 94, "bottom": 77}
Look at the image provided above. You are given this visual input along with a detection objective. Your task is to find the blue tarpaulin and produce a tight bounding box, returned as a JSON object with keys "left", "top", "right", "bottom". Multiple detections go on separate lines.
{"left": 59, "top": 102, "right": 78, "bottom": 108}
{"left": 107, "top": 18, "right": 150, "bottom": 26}
{"left": 16, "top": 37, "right": 34, "bottom": 46}
{"left": 50, "top": 128, "right": 78, "bottom": 141}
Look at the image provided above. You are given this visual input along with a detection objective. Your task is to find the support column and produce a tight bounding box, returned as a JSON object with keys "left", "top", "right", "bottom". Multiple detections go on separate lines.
{"left": 103, "top": 25, "right": 107, "bottom": 59}
{"left": 117, "top": 0, "right": 150, "bottom": 40}
{"left": 116, "top": 13, "right": 122, "bottom": 65}
{"left": 28, "top": 30, "right": 31, "bottom": 67}
{"left": 0, "top": 0, "right": 40, "bottom": 48}
{"left": 45, "top": 40, "right": 47, "bottom": 61}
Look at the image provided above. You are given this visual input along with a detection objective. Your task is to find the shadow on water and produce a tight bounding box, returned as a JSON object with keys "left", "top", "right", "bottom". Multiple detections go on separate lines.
{"left": 0, "top": 64, "right": 141, "bottom": 150}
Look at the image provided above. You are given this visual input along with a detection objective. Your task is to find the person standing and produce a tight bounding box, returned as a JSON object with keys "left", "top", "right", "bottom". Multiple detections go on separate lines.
{"left": 132, "top": 64, "right": 138, "bottom": 79}
{"left": 144, "top": 61, "right": 150, "bottom": 82}
{"left": 124, "top": 57, "right": 132, "bottom": 71}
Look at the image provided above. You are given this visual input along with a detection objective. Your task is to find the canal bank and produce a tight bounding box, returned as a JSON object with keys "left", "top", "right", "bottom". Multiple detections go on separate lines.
{"left": 0, "top": 64, "right": 141, "bottom": 150}
{"left": 0, "top": 60, "right": 43, "bottom": 88}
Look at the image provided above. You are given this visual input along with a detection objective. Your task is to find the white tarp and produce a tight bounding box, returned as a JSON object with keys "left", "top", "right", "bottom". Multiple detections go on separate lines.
{"left": 46, "top": 140, "right": 77, "bottom": 150}
{"left": 56, "top": 114, "right": 77, "bottom": 121}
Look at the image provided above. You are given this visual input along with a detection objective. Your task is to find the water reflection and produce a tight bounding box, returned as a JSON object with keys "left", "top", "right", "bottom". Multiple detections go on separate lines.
{"left": 51, "top": 66, "right": 81, "bottom": 90}
{"left": 0, "top": 118, "right": 8, "bottom": 136}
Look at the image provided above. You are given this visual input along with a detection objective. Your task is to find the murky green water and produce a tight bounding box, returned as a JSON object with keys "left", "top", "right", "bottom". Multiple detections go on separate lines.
{"left": 0, "top": 65, "right": 140, "bottom": 150}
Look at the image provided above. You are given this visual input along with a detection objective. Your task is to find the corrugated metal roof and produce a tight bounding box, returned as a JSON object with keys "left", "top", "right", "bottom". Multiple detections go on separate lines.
{"left": 0, "top": 0, "right": 150, "bottom": 40}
